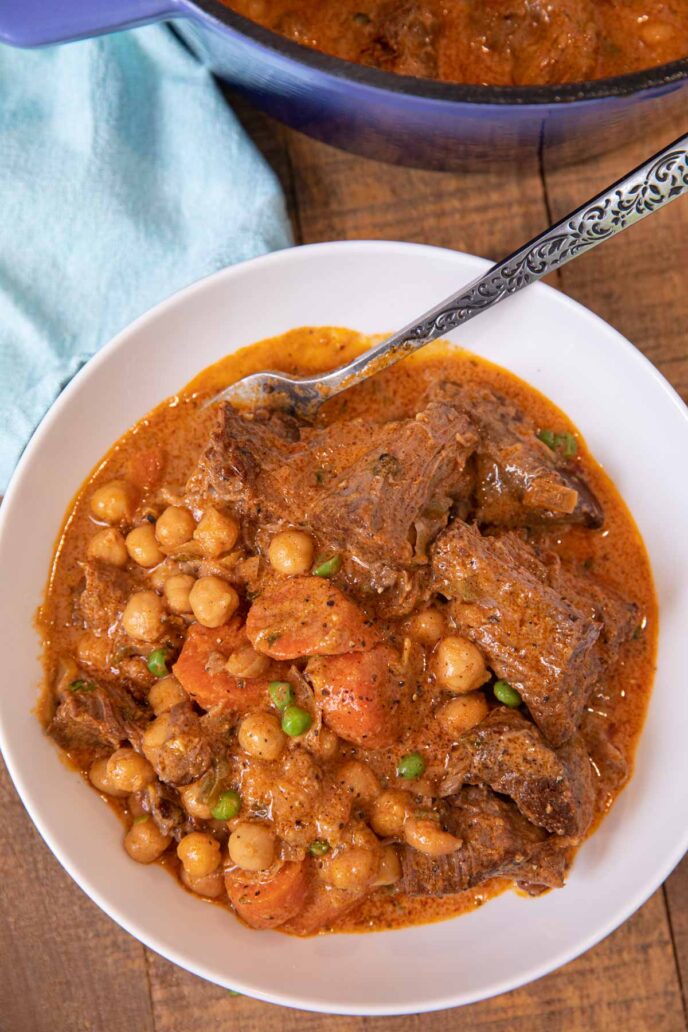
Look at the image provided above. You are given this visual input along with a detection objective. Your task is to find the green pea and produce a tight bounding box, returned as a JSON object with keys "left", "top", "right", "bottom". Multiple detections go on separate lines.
{"left": 308, "top": 839, "right": 330, "bottom": 857}
{"left": 312, "top": 553, "right": 342, "bottom": 578}
{"left": 269, "top": 680, "right": 294, "bottom": 712}
{"left": 494, "top": 679, "right": 522, "bottom": 707}
{"left": 281, "top": 705, "right": 313, "bottom": 737}
{"left": 396, "top": 752, "right": 425, "bottom": 779}
{"left": 68, "top": 679, "right": 96, "bottom": 693}
{"left": 211, "top": 789, "right": 241, "bottom": 821}
{"left": 147, "top": 648, "right": 169, "bottom": 678}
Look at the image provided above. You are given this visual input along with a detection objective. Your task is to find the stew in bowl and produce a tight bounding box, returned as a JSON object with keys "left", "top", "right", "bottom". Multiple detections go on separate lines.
{"left": 38, "top": 326, "right": 656, "bottom": 936}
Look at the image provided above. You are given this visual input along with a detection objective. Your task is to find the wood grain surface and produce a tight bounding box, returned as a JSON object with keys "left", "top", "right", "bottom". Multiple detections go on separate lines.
{"left": 1, "top": 94, "right": 687, "bottom": 1032}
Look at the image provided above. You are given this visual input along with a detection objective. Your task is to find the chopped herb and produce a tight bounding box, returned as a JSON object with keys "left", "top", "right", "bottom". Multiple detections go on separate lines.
{"left": 68, "top": 679, "right": 96, "bottom": 693}
{"left": 147, "top": 648, "right": 169, "bottom": 678}
{"left": 266, "top": 632, "right": 282, "bottom": 646}
{"left": 352, "top": 10, "right": 371, "bottom": 24}
{"left": 537, "top": 429, "right": 556, "bottom": 450}
{"left": 315, "top": 468, "right": 326, "bottom": 484}
{"left": 133, "top": 814, "right": 149, "bottom": 825}
{"left": 308, "top": 839, "right": 331, "bottom": 857}
{"left": 537, "top": 428, "right": 578, "bottom": 458}
{"left": 269, "top": 680, "right": 294, "bottom": 711}
{"left": 313, "top": 553, "right": 342, "bottom": 578}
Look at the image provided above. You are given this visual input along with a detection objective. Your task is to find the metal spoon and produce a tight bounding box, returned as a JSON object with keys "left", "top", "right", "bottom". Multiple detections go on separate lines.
{"left": 210, "top": 133, "right": 688, "bottom": 419}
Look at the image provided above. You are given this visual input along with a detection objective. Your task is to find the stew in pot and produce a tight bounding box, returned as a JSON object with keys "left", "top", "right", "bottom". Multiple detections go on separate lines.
{"left": 38, "top": 328, "right": 657, "bottom": 935}
{"left": 223, "top": 0, "right": 688, "bottom": 86}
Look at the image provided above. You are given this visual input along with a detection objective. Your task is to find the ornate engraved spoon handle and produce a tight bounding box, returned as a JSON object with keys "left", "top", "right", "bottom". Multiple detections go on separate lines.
{"left": 315, "top": 132, "right": 688, "bottom": 396}
{"left": 211, "top": 133, "right": 688, "bottom": 417}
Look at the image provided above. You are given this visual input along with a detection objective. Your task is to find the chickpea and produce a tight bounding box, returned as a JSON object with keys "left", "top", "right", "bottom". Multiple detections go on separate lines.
{"left": 336, "top": 759, "right": 381, "bottom": 803}
{"left": 155, "top": 506, "right": 195, "bottom": 549}
{"left": 106, "top": 748, "right": 156, "bottom": 793}
{"left": 224, "top": 644, "right": 269, "bottom": 679}
{"left": 149, "top": 676, "right": 188, "bottom": 715}
{"left": 76, "top": 631, "right": 110, "bottom": 670}
{"left": 433, "top": 636, "right": 489, "bottom": 694}
{"left": 88, "top": 757, "right": 128, "bottom": 798}
{"left": 181, "top": 865, "right": 225, "bottom": 899}
{"left": 89, "top": 479, "right": 137, "bottom": 525}
{"left": 126, "top": 523, "right": 164, "bottom": 568}
{"left": 403, "top": 817, "right": 462, "bottom": 857}
{"left": 370, "top": 789, "right": 412, "bottom": 838}
{"left": 193, "top": 508, "right": 239, "bottom": 559}
{"left": 189, "top": 576, "right": 239, "bottom": 628}
{"left": 177, "top": 832, "right": 222, "bottom": 877}
{"left": 163, "top": 573, "right": 195, "bottom": 615}
{"left": 142, "top": 711, "right": 174, "bottom": 752}
{"left": 228, "top": 822, "right": 276, "bottom": 871}
{"left": 122, "top": 591, "right": 165, "bottom": 642}
{"left": 323, "top": 847, "right": 379, "bottom": 891}
{"left": 310, "top": 726, "right": 339, "bottom": 761}
{"left": 87, "top": 527, "right": 128, "bottom": 568}
{"left": 437, "top": 692, "right": 489, "bottom": 736}
{"left": 268, "top": 530, "right": 315, "bottom": 576}
{"left": 373, "top": 845, "right": 402, "bottom": 886}
{"left": 179, "top": 779, "right": 213, "bottom": 820}
{"left": 148, "top": 559, "right": 181, "bottom": 592}
{"left": 640, "top": 20, "right": 673, "bottom": 45}
{"left": 238, "top": 712, "right": 286, "bottom": 761}
{"left": 124, "top": 816, "right": 171, "bottom": 863}
{"left": 409, "top": 607, "right": 445, "bottom": 646}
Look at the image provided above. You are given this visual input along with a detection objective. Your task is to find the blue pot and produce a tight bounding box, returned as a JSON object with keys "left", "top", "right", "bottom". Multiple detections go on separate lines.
{"left": 2, "top": 0, "right": 687, "bottom": 170}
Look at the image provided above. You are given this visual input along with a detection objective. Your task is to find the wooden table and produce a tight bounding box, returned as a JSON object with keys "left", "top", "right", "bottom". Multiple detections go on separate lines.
{"left": 1, "top": 96, "right": 687, "bottom": 1032}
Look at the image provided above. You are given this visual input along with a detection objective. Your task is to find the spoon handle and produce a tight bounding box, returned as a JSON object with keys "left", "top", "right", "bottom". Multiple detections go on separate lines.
{"left": 319, "top": 132, "right": 688, "bottom": 394}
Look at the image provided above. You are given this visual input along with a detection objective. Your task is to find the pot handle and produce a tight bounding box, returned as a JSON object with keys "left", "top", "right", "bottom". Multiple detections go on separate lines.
{"left": 0, "top": 0, "right": 189, "bottom": 48}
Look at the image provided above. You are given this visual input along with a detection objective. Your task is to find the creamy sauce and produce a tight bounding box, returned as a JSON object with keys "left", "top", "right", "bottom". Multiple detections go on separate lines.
{"left": 39, "top": 327, "right": 657, "bottom": 934}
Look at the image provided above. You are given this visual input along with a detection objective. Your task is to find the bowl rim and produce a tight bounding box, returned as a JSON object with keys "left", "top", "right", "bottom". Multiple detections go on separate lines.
{"left": 186, "top": 0, "right": 688, "bottom": 106}
{"left": 2, "top": 240, "right": 688, "bottom": 1015}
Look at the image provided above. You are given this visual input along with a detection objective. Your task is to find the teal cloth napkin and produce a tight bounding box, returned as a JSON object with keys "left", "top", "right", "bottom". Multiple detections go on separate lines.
{"left": 0, "top": 25, "right": 293, "bottom": 491}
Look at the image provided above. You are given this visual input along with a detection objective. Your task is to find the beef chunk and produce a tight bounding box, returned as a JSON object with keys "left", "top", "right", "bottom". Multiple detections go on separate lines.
{"left": 579, "top": 709, "right": 629, "bottom": 805}
{"left": 79, "top": 561, "right": 133, "bottom": 637}
{"left": 432, "top": 382, "right": 603, "bottom": 529}
{"left": 400, "top": 786, "right": 571, "bottom": 896}
{"left": 144, "top": 703, "right": 215, "bottom": 786}
{"left": 48, "top": 681, "right": 146, "bottom": 755}
{"left": 362, "top": 0, "right": 440, "bottom": 78}
{"left": 139, "top": 781, "right": 200, "bottom": 841}
{"left": 192, "top": 401, "right": 477, "bottom": 607}
{"left": 439, "top": 709, "right": 595, "bottom": 838}
{"left": 546, "top": 558, "right": 638, "bottom": 670}
{"left": 432, "top": 521, "right": 602, "bottom": 744}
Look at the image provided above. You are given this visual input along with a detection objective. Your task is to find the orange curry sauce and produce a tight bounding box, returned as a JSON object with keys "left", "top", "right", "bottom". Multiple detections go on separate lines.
{"left": 38, "top": 328, "right": 657, "bottom": 934}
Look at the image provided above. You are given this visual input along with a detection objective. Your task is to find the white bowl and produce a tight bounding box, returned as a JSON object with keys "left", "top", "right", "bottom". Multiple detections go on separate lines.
{"left": 1, "top": 241, "right": 687, "bottom": 1016}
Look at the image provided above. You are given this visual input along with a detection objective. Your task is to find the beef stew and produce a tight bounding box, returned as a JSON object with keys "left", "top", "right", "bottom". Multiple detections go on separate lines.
{"left": 222, "top": 0, "right": 688, "bottom": 87}
{"left": 38, "top": 327, "right": 656, "bottom": 935}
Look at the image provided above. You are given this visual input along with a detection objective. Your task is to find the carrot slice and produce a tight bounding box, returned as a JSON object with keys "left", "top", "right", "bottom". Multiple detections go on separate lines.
{"left": 307, "top": 644, "right": 403, "bottom": 748}
{"left": 225, "top": 860, "right": 311, "bottom": 930}
{"left": 173, "top": 619, "right": 268, "bottom": 713}
{"left": 280, "top": 879, "right": 366, "bottom": 936}
{"left": 246, "top": 576, "right": 378, "bottom": 660}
